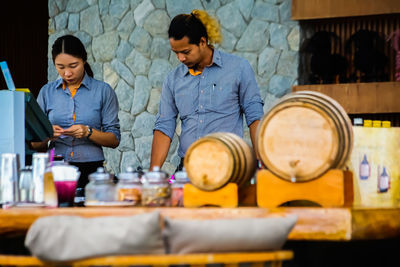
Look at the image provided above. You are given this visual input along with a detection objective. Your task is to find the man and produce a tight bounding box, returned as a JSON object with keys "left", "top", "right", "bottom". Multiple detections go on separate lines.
{"left": 150, "top": 10, "right": 264, "bottom": 171}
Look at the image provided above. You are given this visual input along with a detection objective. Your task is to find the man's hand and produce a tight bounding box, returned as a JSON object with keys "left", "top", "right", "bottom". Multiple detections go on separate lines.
{"left": 63, "top": 125, "right": 88, "bottom": 139}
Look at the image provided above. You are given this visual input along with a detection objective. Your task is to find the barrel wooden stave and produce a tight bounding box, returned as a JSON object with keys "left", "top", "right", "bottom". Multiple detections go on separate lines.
{"left": 184, "top": 132, "right": 256, "bottom": 191}
{"left": 257, "top": 91, "right": 353, "bottom": 182}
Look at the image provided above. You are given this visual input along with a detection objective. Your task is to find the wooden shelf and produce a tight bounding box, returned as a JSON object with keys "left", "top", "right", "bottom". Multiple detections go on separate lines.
{"left": 292, "top": 0, "right": 400, "bottom": 20}
{"left": 1, "top": 207, "right": 400, "bottom": 241}
{"left": 292, "top": 82, "right": 400, "bottom": 114}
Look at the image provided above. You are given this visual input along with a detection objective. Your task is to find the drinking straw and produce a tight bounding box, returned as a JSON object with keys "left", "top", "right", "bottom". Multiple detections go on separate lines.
{"left": 49, "top": 148, "right": 55, "bottom": 163}
{"left": 0, "top": 61, "right": 16, "bottom": 91}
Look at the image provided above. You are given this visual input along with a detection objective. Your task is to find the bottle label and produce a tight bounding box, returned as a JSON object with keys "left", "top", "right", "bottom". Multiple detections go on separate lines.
{"left": 360, "top": 164, "right": 370, "bottom": 180}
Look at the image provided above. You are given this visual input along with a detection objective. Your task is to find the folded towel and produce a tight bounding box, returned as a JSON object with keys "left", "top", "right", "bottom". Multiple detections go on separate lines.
{"left": 25, "top": 211, "right": 164, "bottom": 261}
{"left": 163, "top": 215, "right": 297, "bottom": 254}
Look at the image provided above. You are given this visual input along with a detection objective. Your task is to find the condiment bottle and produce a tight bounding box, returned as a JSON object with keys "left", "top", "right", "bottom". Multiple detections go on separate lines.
{"left": 116, "top": 166, "right": 142, "bottom": 205}
{"left": 171, "top": 167, "right": 190, "bottom": 207}
{"left": 85, "top": 167, "right": 116, "bottom": 204}
{"left": 142, "top": 166, "right": 170, "bottom": 207}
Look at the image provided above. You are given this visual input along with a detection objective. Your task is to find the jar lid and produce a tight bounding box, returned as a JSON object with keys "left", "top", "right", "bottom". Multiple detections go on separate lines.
{"left": 88, "top": 167, "right": 112, "bottom": 181}
{"left": 174, "top": 167, "right": 190, "bottom": 183}
{"left": 143, "top": 166, "right": 168, "bottom": 183}
{"left": 118, "top": 166, "right": 141, "bottom": 182}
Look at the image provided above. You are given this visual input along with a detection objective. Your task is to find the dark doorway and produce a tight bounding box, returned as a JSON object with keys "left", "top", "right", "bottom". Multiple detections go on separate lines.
{"left": 0, "top": 0, "right": 48, "bottom": 97}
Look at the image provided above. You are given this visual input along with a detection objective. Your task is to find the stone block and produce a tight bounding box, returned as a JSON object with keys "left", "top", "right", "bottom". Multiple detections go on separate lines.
{"left": 68, "top": 13, "right": 79, "bottom": 32}
{"left": 217, "top": 3, "right": 247, "bottom": 38}
{"left": 80, "top": 5, "right": 103, "bottom": 36}
{"left": 109, "top": 0, "right": 130, "bottom": 19}
{"left": 111, "top": 59, "right": 135, "bottom": 86}
{"left": 151, "top": 37, "right": 170, "bottom": 60}
{"left": 118, "top": 110, "right": 135, "bottom": 132}
{"left": 166, "top": 0, "right": 203, "bottom": 19}
{"left": 147, "top": 88, "right": 161, "bottom": 115}
{"left": 92, "top": 31, "right": 119, "bottom": 61}
{"left": 258, "top": 46, "right": 281, "bottom": 79}
{"left": 128, "top": 27, "right": 152, "bottom": 56}
{"left": 236, "top": 19, "right": 269, "bottom": 52}
{"left": 126, "top": 49, "right": 151, "bottom": 75}
{"left": 134, "top": 0, "right": 155, "bottom": 27}
{"left": 117, "top": 11, "right": 135, "bottom": 40}
{"left": 55, "top": 12, "right": 68, "bottom": 30}
{"left": 270, "top": 23, "right": 289, "bottom": 50}
{"left": 131, "top": 112, "right": 156, "bottom": 138}
{"left": 251, "top": 1, "right": 279, "bottom": 22}
{"left": 115, "top": 79, "right": 134, "bottom": 112}
{"left": 148, "top": 59, "right": 172, "bottom": 88}
{"left": 131, "top": 75, "right": 151, "bottom": 115}
{"left": 144, "top": 10, "right": 170, "bottom": 38}
{"left": 118, "top": 132, "right": 135, "bottom": 152}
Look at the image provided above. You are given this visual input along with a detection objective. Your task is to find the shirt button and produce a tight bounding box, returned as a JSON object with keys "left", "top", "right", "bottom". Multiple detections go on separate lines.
{"left": 200, "top": 105, "right": 203, "bottom": 109}
{"left": 201, "top": 90, "right": 204, "bottom": 94}
{"left": 200, "top": 120, "right": 203, "bottom": 123}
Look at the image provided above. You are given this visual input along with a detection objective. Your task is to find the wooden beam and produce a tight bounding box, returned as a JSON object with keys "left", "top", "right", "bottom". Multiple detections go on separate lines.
{"left": 0, "top": 207, "right": 352, "bottom": 241}
{"left": 292, "top": 0, "right": 400, "bottom": 20}
{"left": 292, "top": 82, "right": 400, "bottom": 114}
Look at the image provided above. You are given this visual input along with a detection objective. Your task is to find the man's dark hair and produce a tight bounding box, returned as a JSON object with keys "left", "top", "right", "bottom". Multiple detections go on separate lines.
{"left": 168, "top": 14, "right": 208, "bottom": 45}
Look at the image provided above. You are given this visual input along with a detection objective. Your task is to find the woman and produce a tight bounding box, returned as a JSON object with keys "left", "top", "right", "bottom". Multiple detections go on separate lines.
{"left": 33, "top": 35, "right": 120, "bottom": 205}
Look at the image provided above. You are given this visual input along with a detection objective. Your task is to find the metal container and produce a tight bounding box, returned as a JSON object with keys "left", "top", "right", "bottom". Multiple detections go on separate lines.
{"left": 31, "top": 152, "right": 49, "bottom": 203}
{"left": 0, "top": 153, "right": 20, "bottom": 204}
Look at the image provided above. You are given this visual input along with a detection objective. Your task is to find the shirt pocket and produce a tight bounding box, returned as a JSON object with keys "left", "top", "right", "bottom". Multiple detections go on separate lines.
{"left": 175, "top": 92, "right": 193, "bottom": 118}
{"left": 210, "top": 82, "right": 238, "bottom": 111}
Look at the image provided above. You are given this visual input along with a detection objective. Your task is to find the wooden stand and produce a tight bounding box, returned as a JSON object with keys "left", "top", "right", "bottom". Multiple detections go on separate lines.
{"left": 257, "top": 169, "right": 353, "bottom": 208}
{"left": 183, "top": 183, "right": 238, "bottom": 208}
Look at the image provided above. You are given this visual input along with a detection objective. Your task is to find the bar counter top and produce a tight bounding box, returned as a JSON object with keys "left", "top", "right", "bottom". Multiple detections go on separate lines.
{"left": 0, "top": 206, "right": 399, "bottom": 241}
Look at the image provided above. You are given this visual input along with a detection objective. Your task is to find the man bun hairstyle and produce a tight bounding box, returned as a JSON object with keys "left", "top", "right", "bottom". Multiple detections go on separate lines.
{"left": 168, "top": 9, "right": 222, "bottom": 45}
{"left": 51, "top": 35, "right": 94, "bottom": 77}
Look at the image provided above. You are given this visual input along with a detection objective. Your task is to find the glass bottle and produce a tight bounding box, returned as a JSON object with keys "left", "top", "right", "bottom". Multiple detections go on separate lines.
{"left": 43, "top": 163, "right": 58, "bottom": 207}
{"left": 19, "top": 166, "right": 34, "bottom": 203}
{"left": 171, "top": 167, "right": 190, "bottom": 207}
{"left": 359, "top": 154, "right": 370, "bottom": 180}
{"left": 378, "top": 166, "right": 390, "bottom": 193}
{"left": 116, "top": 166, "right": 142, "bottom": 205}
{"left": 142, "top": 166, "right": 170, "bottom": 207}
{"left": 85, "top": 167, "right": 116, "bottom": 204}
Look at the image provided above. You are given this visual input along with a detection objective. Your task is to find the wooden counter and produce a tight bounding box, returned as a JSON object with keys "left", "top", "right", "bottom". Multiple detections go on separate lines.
{"left": 0, "top": 207, "right": 399, "bottom": 241}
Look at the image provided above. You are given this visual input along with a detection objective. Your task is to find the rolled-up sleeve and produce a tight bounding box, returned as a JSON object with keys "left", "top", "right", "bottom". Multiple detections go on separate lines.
{"left": 239, "top": 60, "right": 264, "bottom": 126}
{"left": 101, "top": 84, "right": 121, "bottom": 142}
{"left": 154, "top": 78, "right": 178, "bottom": 140}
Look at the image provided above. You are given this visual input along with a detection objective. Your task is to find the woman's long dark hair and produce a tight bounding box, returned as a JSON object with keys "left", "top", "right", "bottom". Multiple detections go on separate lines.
{"left": 51, "top": 35, "right": 94, "bottom": 77}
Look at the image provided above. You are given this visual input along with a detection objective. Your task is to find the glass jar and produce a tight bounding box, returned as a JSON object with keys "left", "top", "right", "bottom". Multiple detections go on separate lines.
{"left": 171, "top": 167, "right": 190, "bottom": 207}
{"left": 142, "top": 166, "right": 170, "bottom": 207}
{"left": 116, "top": 166, "right": 142, "bottom": 205}
{"left": 85, "top": 167, "right": 116, "bottom": 204}
{"left": 19, "top": 166, "right": 34, "bottom": 203}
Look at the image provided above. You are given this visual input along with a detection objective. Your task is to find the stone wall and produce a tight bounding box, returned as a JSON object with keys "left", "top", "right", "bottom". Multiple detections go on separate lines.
{"left": 47, "top": 0, "right": 299, "bottom": 174}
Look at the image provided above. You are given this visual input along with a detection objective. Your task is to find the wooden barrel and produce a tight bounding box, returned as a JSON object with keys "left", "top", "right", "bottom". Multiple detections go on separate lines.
{"left": 184, "top": 132, "right": 256, "bottom": 191}
{"left": 256, "top": 91, "right": 353, "bottom": 182}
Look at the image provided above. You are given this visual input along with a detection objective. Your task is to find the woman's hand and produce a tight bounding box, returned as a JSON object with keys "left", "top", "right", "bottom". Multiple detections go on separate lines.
{"left": 63, "top": 124, "right": 88, "bottom": 139}
{"left": 52, "top": 125, "right": 64, "bottom": 139}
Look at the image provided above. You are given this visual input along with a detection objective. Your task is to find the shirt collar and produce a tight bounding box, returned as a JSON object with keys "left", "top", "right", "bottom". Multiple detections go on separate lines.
{"left": 56, "top": 72, "right": 91, "bottom": 90}
{"left": 180, "top": 49, "right": 223, "bottom": 77}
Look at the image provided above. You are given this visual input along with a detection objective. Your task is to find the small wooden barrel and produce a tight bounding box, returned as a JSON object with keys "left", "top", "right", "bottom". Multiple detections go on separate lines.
{"left": 257, "top": 91, "right": 353, "bottom": 182}
{"left": 184, "top": 132, "right": 256, "bottom": 191}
